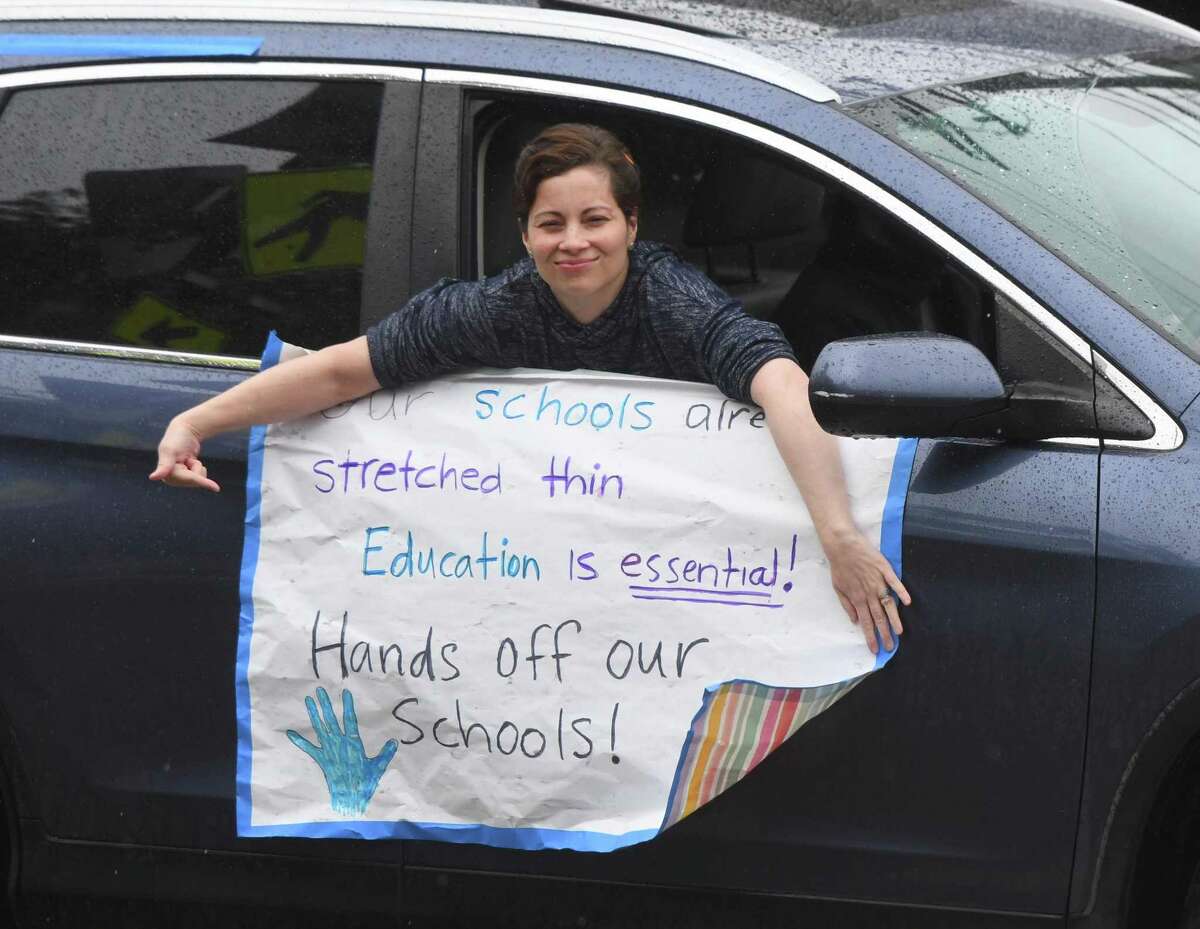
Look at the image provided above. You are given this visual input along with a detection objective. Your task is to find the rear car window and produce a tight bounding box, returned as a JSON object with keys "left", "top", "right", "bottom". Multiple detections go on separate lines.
{"left": 0, "top": 78, "right": 384, "bottom": 357}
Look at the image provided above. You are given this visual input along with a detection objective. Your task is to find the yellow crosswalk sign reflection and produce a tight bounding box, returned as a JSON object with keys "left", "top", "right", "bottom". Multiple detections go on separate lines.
{"left": 112, "top": 294, "right": 225, "bottom": 353}
{"left": 243, "top": 167, "right": 371, "bottom": 276}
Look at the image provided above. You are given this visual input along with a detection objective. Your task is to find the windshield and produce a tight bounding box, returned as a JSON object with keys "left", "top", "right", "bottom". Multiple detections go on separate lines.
{"left": 851, "top": 47, "right": 1200, "bottom": 358}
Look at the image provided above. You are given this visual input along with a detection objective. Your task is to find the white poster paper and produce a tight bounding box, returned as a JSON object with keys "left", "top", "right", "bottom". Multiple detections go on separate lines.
{"left": 236, "top": 335, "right": 916, "bottom": 850}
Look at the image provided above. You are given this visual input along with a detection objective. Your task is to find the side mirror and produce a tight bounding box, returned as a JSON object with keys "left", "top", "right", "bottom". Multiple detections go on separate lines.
{"left": 809, "top": 333, "right": 1008, "bottom": 439}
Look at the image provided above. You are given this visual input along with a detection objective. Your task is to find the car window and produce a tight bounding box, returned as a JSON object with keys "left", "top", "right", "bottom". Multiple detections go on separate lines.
{"left": 471, "top": 96, "right": 1002, "bottom": 370}
{"left": 0, "top": 78, "right": 385, "bottom": 358}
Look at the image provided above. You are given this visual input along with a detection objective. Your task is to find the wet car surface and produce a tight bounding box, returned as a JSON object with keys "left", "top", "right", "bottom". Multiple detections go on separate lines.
{"left": 0, "top": 1, "right": 1198, "bottom": 926}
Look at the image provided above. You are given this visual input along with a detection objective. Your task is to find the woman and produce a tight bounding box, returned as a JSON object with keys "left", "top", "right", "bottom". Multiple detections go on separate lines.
{"left": 151, "top": 123, "right": 910, "bottom": 653}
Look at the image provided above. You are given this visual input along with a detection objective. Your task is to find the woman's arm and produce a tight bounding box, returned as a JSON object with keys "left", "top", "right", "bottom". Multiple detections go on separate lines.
{"left": 149, "top": 336, "right": 379, "bottom": 492}
{"left": 750, "top": 356, "right": 911, "bottom": 653}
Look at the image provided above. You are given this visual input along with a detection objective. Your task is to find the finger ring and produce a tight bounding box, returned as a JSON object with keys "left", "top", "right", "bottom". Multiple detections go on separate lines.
{"left": 879, "top": 593, "right": 892, "bottom": 605}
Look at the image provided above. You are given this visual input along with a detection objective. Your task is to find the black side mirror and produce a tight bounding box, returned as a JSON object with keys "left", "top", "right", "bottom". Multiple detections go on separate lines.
{"left": 809, "top": 333, "right": 1008, "bottom": 439}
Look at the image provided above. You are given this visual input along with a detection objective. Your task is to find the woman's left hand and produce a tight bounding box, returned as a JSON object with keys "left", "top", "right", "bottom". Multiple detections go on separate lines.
{"left": 823, "top": 527, "right": 911, "bottom": 654}
{"left": 749, "top": 359, "right": 912, "bottom": 654}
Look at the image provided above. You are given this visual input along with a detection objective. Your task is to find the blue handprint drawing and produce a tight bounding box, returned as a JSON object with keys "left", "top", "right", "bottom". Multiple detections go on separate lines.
{"left": 286, "top": 687, "right": 398, "bottom": 817}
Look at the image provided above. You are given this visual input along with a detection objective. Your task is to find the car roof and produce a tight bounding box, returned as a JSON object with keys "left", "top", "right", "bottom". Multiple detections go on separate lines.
{"left": 0, "top": 0, "right": 1197, "bottom": 103}
{"left": 626, "top": 0, "right": 1200, "bottom": 102}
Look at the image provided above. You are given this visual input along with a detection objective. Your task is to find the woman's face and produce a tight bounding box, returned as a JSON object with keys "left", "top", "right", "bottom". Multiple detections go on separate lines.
{"left": 521, "top": 163, "right": 637, "bottom": 320}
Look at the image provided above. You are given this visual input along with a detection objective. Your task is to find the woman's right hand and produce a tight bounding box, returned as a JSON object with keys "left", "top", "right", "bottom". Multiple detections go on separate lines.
{"left": 149, "top": 417, "right": 220, "bottom": 492}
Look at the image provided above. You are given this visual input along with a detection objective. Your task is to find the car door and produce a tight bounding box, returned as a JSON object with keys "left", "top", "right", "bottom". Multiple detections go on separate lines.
{"left": 0, "top": 59, "right": 419, "bottom": 891}
{"left": 399, "top": 70, "right": 1101, "bottom": 924}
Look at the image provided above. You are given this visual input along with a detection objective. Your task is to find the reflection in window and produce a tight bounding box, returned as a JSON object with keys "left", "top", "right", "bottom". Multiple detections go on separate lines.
{"left": 0, "top": 79, "right": 383, "bottom": 356}
{"left": 851, "top": 48, "right": 1200, "bottom": 358}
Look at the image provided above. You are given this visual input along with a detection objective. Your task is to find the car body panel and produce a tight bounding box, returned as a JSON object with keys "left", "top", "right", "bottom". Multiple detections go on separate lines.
{"left": 1072, "top": 399, "right": 1200, "bottom": 915}
{"left": 0, "top": 351, "right": 402, "bottom": 855}
{"left": 0, "top": 1, "right": 840, "bottom": 103}
{"left": 0, "top": 348, "right": 250, "bottom": 842}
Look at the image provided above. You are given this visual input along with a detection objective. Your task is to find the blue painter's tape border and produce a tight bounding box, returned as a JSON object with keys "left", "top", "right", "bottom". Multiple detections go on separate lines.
{"left": 873, "top": 437, "right": 919, "bottom": 670}
{"left": 0, "top": 34, "right": 262, "bottom": 57}
{"left": 235, "top": 332, "right": 283, "bottom": 838}
{"left": 240, "top": 818, "right": 657, "bottom": 852}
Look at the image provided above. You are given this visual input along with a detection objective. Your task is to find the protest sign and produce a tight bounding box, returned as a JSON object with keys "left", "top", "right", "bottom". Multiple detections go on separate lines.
{"left": 237, "top": 335, "right": 916, "bottom": 850}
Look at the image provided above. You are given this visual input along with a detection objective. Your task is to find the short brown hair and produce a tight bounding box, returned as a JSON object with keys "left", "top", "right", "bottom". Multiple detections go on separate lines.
{"left": 513, "top": 123, "right": 640, "bottom": 228}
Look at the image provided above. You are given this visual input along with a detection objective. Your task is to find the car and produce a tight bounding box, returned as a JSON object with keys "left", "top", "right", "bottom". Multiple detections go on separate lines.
{"left": 0, "top": 0, "right": 1198, "bottom": 925}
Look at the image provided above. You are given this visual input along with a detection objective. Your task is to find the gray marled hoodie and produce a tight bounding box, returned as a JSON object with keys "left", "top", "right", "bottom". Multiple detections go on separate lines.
{"left": 366, "top": 241, "right": 796, "bottom": 403}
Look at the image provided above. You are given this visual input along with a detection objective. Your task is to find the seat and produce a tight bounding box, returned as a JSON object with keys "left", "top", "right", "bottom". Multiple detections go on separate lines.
{"left": 682, "top": 150, "right": 828, "bottom": 319}
{"left": 776, "top": 197, "right": 960, "bottom": 372}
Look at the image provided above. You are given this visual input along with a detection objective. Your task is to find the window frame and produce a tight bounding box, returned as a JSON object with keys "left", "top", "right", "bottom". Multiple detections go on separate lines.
{"left": 0, "top": 59, "right": 422, "bottom": 371}
{"left": 427, "top": 67, "right": 1180, "bottom": 453}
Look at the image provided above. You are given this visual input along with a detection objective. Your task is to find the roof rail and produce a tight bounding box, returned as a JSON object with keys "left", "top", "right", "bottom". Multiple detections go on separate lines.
{"left": 536, "top": 0, "right": 740, "bottom": 39}
{"left": 0, "top": 0, "right": 840, "bottom": 103}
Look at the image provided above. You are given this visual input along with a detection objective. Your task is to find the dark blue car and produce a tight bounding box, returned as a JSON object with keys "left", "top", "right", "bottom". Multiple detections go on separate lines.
{"left": 1, "top": 0, "right": 1198, "bottom": 925}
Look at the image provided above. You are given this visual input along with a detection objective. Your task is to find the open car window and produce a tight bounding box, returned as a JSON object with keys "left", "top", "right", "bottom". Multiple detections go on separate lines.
{"left": 471, "top": 95, "right": 999, "bottom": 372}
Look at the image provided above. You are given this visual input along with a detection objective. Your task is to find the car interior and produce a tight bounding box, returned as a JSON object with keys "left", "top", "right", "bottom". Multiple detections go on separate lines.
{"left": 469, "top": 96, "right": 998, "bottom": 373}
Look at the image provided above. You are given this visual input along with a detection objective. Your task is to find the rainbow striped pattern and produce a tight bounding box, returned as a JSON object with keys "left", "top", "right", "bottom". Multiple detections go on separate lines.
{"left": 662, "top": 676, "right": 865, "bottom": 828}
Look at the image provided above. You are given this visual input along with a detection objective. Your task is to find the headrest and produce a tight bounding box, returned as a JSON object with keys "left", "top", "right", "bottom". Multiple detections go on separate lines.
{"left": 684, "top": 153, "right": 825, "bottom": 247}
